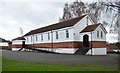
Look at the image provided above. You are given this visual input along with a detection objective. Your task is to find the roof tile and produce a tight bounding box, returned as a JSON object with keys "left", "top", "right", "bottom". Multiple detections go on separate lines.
{"left": 24, "top": 14, "right": 87, "bottom": 36}
{"left": 80, "top": 23, "right": 101, "bottom": 33}
{"left": 13, "top": 37, "right": 25, "bottom": 40}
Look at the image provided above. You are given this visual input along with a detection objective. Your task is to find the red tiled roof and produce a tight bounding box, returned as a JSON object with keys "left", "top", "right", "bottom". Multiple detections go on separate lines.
{"left": 12, "top": 37, "right": 25, "bottom": 40}
{"left": 106, "top": 46, "right": 112, "bottom": 51}
{"left": 107, "top": 45, "right": 120, "bottom": 50}
{"left": 80, "top": 23, "right": 100, "bottom": 33}
{"left": 24, "top": 14, "right": 87, "bottom": 36}
{"left": 80, "top": 23, "right": 107, "bottom": 33}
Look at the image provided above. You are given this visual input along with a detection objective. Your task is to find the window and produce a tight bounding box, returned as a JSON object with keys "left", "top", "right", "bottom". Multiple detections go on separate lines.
{"left": 66, "top": 29, "right": 69, "bottom": 38}
{"left": 35, "top": 35, "right": 37, "bottom": 41}
{"left": 97, "top": 31, "right": 99, "bottom": 37}
{"left": 41, "top": 34, "right": 43, "bottom": 41}
{"left": 27, "top": 37, "right": 29, "bottom": 42}
{"left": 48, "top": 33, "right": 50, "bottom": 40}
{"left": 31, "top": 36, "right": 32, "bottom": 42}
{"left": 86, "top": 16, "right": 88, "bottom": 25}
{"left": 101, "top": 31, "right": 103, "bottom": 38}
{"left": 56, "top": 31, "right": 58, "bottom": 39}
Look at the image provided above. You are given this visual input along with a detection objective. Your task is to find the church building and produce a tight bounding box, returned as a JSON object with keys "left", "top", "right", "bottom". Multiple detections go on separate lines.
{"left": 11, "top": 14, "right": 107, "bottom": 55}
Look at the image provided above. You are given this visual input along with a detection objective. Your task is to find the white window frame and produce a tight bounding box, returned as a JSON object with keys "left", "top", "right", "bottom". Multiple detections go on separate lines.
{"left": 56, "top": 31, "right": 58, "bottom": 39}
{"left": 66, "top": 29, "right": 69, "bottom": 38}
{"left": 97, "top": 31, "right": 99, "bottom": 38}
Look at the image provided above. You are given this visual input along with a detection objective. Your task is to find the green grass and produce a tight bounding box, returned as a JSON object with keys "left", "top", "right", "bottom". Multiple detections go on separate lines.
{"left": 0, "top": 56, "right": 2, "bottom": 72}
{"left": 2, "top": 56, "right": 118, "bottom": 71}
{"left": 116, "top": 57, "right": 120, "bottom": 61}
{"left": 118, "top": 58, "right": 120, "bottom": 61}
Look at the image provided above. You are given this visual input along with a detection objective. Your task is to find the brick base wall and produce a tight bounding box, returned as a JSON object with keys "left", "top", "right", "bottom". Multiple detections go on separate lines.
{"left": 12, "top": 41, "right": 106, "bottom": 48}
{"left": 89, "top": 41, "right": 106, "bottom": 48}
{"left": 12, "top": 44, "right": 22, "bottom": 48}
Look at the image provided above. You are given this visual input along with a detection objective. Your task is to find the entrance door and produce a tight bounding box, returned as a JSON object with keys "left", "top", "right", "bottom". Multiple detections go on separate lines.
{"left": 83, "top": 34, "right": 89, "bottom": 47}
{"left": 22, "top": 41, "right": 25, "bottom": 48}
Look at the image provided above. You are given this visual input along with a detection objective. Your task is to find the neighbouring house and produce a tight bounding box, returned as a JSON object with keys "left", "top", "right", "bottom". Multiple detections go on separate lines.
{"left": 107, "top": 45, "right": 120, "bottom": 52}
{"left": 0, "top": 37, "right": 10, "bottom": 49}
{"left": 11, "top": 14, "right": 107, "bottom": 55}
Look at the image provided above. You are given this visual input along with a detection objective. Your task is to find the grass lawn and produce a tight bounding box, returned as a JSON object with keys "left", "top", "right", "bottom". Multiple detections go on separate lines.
{"left": 116, "top": 57, "right": 120, "bottom": 61}
{"left": 1, "top": 56, "right": 118, "bottom": 71}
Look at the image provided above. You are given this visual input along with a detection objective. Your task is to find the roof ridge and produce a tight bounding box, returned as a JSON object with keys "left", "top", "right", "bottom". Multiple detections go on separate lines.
{"left": 32, "top": 14, "right": 87, "bottom": 31}
{"left": 87, "top": 23, "right": 101, "bottom": 26}
{"left": 12, "top": 37, "right": 25, "bottom": 40}
{"left": 80, "top": 23, "right": 107, "bottom": 33}
{"left": 24, "top": 14, "right": 88, "bottom": 36}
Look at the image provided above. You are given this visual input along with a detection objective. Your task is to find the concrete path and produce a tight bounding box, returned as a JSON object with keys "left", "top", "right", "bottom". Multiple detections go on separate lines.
{"left": 1, "top": 50, "right": 119, "bottom": 68}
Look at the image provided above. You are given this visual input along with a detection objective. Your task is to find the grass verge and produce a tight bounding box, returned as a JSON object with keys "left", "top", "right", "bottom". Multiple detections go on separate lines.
{"left": 2, "top": 56, "right": 118, "bottom": 71}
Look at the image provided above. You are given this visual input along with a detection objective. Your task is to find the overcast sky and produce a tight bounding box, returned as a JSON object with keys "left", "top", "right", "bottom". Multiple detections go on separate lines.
{"left": 0, "top": 0, "right": 118, "bottom": 43}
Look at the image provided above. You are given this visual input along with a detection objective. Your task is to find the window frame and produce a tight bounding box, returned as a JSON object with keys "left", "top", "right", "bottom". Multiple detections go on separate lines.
{"left": 97, "top": 31, "right": 99, "bottom": 38}
{"left": 48, "top": 33, "right": 50, "bottom": 40}
{"left": 66, "top": 29, "right": 69, "bottom": 38}
{"left": 56, "top": 31, "right": 58, "bottom": 39}
{"left": 27, "top": 37, "right": 29, "bottom": 42}
{"left": 101, "top": 31, "right": 103, "bottom": 38}
{"left": 41, "top": 34, "right": 43, "bottom": 41}
{"left": 35, "top": 35, "right": 37, "bottom": 41}
{"left": 31, "top": 36, "right": 32, "bottom": 42}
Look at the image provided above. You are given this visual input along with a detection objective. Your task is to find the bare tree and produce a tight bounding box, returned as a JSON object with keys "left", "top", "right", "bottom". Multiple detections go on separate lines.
{"left": 59, "top": 1, "right": 86, "bottom": 22}
{"left": 59, "top": 3, "right": 72, "bottom": 21}
{"left": 86, "top": 2, "right": 104, "bottom": 23}
{"left": 104, "top": 1, "right": 120, "bottom": 42}
{"left": 60, "top": 0, "right": 103, "bottom": 23}
{"left": 60, "top": 0, "right": 120, "bottom": 42}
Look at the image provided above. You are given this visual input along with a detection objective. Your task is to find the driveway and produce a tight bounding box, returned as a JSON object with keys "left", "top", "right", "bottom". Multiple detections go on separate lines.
{"left": 1, "top": 50, "right": 119, "bottom": 68}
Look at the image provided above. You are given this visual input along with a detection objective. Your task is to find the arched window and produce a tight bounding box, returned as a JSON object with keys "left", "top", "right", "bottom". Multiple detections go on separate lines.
{"left": 97, "top": 31, "right": 99, "bottom": 37}
{"left": 56, "top": 31, "right": 58, "bottom": 39}
{"left": 101, "top": 31, "right": 103, "bottom": 38}
{"left": 66, "top": 29, "right": 69, "bottom": 38}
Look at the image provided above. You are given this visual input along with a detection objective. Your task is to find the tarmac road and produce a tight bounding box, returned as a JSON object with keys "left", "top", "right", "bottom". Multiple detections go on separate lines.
{"left": 1, "top": 50, "right": 119, "bottom": 68}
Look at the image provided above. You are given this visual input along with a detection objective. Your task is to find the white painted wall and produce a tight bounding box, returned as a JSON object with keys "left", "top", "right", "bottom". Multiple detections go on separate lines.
{"left": 12, "top": 48, "right": 21, "bottom": 51}
{"left": 0, "top": 42, "right": 8, "bottom": 46}
{"left": 52, "top": 27, "right": 74, "bottom": 43}
{"left": 73, "top": 15, "right": 94, "bottom": 41}
{"left": 78, "top": 25, "right": 106, "bottom": 42}
{"left": 25, "top": 26, "right": 74, "bottom": 44}
{"left": 79, "top": 32, "right": 91, "bottom": 41}
{"left": 24, "top": 15, "right": 97, "bottom": 44}
{"left": 12, "top": 48, "right": 28, "bottom": 51}
{"left": 12, "top": 40, "right": 25, "bottom": 44}
{"left": 92, "top": 25, "right": 106, "bottom": 41}
{"left": 36, "top": 48, "right": 78, "bottom": 54}
{"left": 86, "top": 48, "right": 107, "bottom": 55}
{"left": 12, "top": 40, "right": 25, "bottom": 51}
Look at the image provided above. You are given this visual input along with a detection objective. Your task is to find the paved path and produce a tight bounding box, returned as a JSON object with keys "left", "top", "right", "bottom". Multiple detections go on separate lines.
{"left": 1, "top": 50, "right": 119, "bottom": 68}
